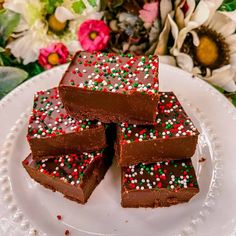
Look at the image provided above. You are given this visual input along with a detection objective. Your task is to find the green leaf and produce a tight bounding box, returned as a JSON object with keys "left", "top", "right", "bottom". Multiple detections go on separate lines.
{"left": 213, "top": 85, "right": 225, "bottom": 93}
{"left": 88, "top": 0, "right": 97, "bottom": 7}
{"left": 232, "top": 97, "right": 236, "bottom": 107}
{"left": 0, "top": 49, "right": 44, "bottom": 77}
{"left": 0, "top": 9, "right": 20, "bottom": 47}
{"left": 219, "top": 0, "right": 236, "bottom": 11}
{"left": 0, "top": 47, "right": 5, "bottom": 66}
{"left": 0, "top": 67, "right": 28, "bottom": 99}
{"left": 42, "top": 0, "right": 64, "bottom": 14}
{"left": 230, "top": 93, "right": 236, "bottom": 107}
{"left": 72, "top": 1, "right": 86, "bottom": 14}
{"left": 19, "top": 62, "right": 44, "bottom": 78}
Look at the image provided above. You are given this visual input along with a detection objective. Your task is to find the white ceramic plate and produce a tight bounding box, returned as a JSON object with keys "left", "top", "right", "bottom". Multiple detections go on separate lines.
{"left": 0, "top": 64, "right": 236, "bottom": 236}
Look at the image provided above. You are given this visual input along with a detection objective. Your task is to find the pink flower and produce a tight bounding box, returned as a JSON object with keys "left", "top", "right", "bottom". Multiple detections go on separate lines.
{"left": 38, "top": 43, "right": 69, "bottom": 70}
{"left": 77, "top": 20, "right": 110, "bottom": 52}
{"left": 139, "top": 2, "right": 158, "bottom": 24}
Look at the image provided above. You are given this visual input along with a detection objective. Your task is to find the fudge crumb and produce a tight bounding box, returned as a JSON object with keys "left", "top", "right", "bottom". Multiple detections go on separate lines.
{"left": 199, "top": 157, "right": 206, "bottom": 163}
{"left": 57, "top": 215, "right": 62, "bottom": 220}
{"left": 65, "top": 229, "right": 70, "bottom": 235}
{"left": 125, "top": 220, "right": 128, "bottom": 223}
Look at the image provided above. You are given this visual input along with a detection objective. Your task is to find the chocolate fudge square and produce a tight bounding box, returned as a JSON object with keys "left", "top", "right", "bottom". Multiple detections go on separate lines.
{"left": 23, "top": 148, "right": 113, "bottom": 204}
{"left": 59, "top": 51, "right": 159, "bottom": 125}
{"left": 27, "top": 87, "right": 107, "bottom": 160}
{"left": 121, "top": 159, "right": 199, "bottom": 208}
{"left": 116, "top": 92, "right": 199, "bottom": 166}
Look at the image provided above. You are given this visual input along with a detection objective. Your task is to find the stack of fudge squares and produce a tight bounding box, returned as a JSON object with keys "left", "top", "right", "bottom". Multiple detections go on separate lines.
{"left": 23, "top": 51, "right": 199, "bottom": 208}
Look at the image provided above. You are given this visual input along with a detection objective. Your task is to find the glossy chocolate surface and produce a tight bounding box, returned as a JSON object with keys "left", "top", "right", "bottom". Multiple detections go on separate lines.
{"left": 59, "top": 51, "right": 159, "bottom": 124}
{"left": 27, "top": 87, "right": 107, "bottom": 159}
{"left": 121, "top": 159, "right": 199, "bottom": 207}
{"left": 23, "top": 148, "right": 113, "bottom": 204}
{"left": 116, "top": 92, "right": 199, "bottom": 166}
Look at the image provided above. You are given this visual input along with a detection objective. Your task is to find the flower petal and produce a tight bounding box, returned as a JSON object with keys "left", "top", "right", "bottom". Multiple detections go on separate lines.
{"left": 160, "top": 0, "right": 172, "bottom": 26}
{"left": 189, "top": 30, "right": 199, "bottom": 46}
{"left": 204, "top": 0, "right": 223, "bottom": 10}
{"left": 168, "top": 14, "right": 179, "bottom": 53}
{"left": 5, "top": 0, "right": 43, "bottom": 26}
{"left": 175, "top": 52, "right": 194, "bottom": 72}
{"left": 223, "top": 80, "right": 236, "bottom": 92}
{"left": 220, "top": 10, "right": 236, "bottom": 24}
{"left": 14, "top": 18, "right": 29, "bottom": 32}
{"left": 227, "top": 34, "right": 236, "bottom": 53}
{"left": 139, "top": 2, "right": 158, "bottom": 24}
{"left": 171, "top": 1, "right": 210, "bottom": 51}
{"left": 184, "top": 0, "right": 196, "bottom": 25}
{"left": 3, "top": 0, "right": 25, "bottom": 15}
{"left": 6, "top": 29, "right": 46, "bottom": 64}
{"left": 175, "top": 0, "right": 185, "bottom": 29}
{"left": 204, "top": 65, "right": 236, "bottom": 92}
{"left": 203, "top": 0, "right": 223, "bottom": 24}
{"left": 230, "top": 53, "right": 236, "bottom": 71}
{"left": 190, "top": 1, "right": 210, "bottom": 26}
{"left": 155, "top": 13, "right": 172, "bottom": 55}
{"left": 207, "top": 12, "right": 236, "bottom": 37}
{"left": 176, "top": 21, "right": 197, "bottom": 51}
{"left": 159, "top": 55, "right": 176, "bottom": 66}
{"left": 192, "top": 66, "right": 201, "bottom": 75}
{"left": 174, "top": 0, "right": 195, "bottom": 28}
{"left": 55, "top": 6, "right": 75, "bottom": 22}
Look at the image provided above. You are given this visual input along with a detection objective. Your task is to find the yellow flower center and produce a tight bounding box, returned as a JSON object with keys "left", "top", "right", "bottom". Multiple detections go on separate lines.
{"left": 195, "top": 36, "right": 218, "bottom": 66}
{"left": 181, "top": 26, "right": 230, "bottom": 72}
{"left": 48, "top": 14, "right": 67, "bottom": 33}
{"left": 48, "top": 53, "right": 59, "bottom": 65}
{"left": 89, "top": 31, "right": 98, "bottom": 40}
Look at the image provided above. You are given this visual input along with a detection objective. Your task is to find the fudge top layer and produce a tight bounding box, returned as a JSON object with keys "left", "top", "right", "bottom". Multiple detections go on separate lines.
{"left": 23, "top": 150, "right": 106, "bottom": 186}
{"left": 118, "top": 92, "right": 198, "bottom": 143}
{"left": 27, "top": 87, "right": 101, "bottom": 140}
{"left": 60, "top": 51, "right": 159, "bottom": 95}
{"left": 122, "top": 159, "right": 198, "bottom": 191}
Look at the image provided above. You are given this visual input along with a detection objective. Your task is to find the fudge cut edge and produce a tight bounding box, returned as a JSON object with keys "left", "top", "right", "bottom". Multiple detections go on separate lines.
{"left": 27, "top": 87, "right": 107, "bottom": 159}
{"left": 121, "top": 187, "right": 199, "bottom": 208}
{"left": 59, "top": 51, "right": 159, "bottom": 125}
{"left": 29, "top": 125, "right": 107, "bottom": 160}
{"left": 59, "top": 86, "right": 159, "bottom": 124}
{"left": 115, "top": 133, "right": 199, "bottom": 166}
{"left": 116, "top": 91, "right": 199, "bottom": 166}
{"left": 22, "top": 149, "right": 113, "bottom": 204}
{"left": 121, "top": 159, "right": 199, "bottom": 208}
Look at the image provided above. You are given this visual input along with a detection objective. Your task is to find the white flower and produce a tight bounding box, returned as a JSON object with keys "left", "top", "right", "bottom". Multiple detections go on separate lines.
{"left": 3, "top": 0, "right": 101, "bottom": 64}
{"left": 160, "top": 0, "right": 236, "bottom": 92}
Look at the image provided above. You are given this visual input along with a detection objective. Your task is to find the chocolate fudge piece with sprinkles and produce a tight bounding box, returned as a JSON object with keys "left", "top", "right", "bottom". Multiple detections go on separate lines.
{"left": 121, "top": 159, "right": 199, "bottom": 208}
{"left": 27, "top": 87, "right": 107, "bottom": 161}
{"left": 59, "top": 51, "right": 159, "bottom": 125}
{"left": 116, "top": 92, "right": 199, "bottom": 166}
{"left": 22, "top": 147, "right": 113, "bottom": 204}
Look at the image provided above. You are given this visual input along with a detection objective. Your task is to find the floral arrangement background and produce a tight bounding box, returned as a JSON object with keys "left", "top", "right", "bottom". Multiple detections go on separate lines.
{"left": 0, "top": 0, "right": 236, "bottom": 107}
